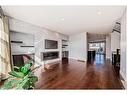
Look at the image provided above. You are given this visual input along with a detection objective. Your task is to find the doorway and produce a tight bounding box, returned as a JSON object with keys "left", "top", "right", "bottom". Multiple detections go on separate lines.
{"left": 88, "top": 41, "right": 106, "bottom": 64}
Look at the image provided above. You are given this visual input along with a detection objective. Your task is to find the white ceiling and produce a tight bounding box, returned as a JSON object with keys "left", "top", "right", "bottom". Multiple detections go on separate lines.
{"left": 2, "top": 6, "right": 125, "bottom": 35}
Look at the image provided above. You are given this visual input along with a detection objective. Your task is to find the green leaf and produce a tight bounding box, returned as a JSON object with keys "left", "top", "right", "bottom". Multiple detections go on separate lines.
{"left": 1, "top": 79, "right": 21, "bottom": 89}
{"left": 9, "top": 71, "right": 25, "bottom": 78}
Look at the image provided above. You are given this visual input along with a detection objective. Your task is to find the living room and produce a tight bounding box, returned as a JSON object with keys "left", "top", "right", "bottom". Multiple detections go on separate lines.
{"left": 0, "top": 5, "right": 127, "bottom": 91}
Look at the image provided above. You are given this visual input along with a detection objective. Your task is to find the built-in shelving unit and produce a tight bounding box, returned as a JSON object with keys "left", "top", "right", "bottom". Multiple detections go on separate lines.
{"left": 10, "top": 31, "right": 35, "bottom": 55}
{"left": 62, "top": 40, "right": 68, "bottom": 49}
{"left": 62, "top": 39, "right": 69, "bottom": 59}
{"left": 11, "top": 40, "right": 34, "bottom": 47}
{"left": 112, "top": 22, "right": 120, "bottom": 33}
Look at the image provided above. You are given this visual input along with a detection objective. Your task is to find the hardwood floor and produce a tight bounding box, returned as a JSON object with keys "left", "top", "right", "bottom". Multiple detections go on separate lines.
{"left": 34, "top": 58, "right": 124, "bottom": 89}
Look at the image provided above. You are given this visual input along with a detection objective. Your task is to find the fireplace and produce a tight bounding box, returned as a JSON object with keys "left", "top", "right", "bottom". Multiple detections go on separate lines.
{"left": 42, "top": 51, "right": 59, "bottom": 61}
{"left": 12, "top": 54, "right": 34, "bottom": 67}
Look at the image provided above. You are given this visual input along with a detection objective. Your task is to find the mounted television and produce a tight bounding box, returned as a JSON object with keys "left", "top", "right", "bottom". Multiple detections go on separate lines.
{"left": 45, "top": 39, "right": 58, "bottom": 49}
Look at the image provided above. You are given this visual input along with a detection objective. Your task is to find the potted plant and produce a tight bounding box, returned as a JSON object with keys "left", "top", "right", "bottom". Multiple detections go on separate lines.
{"left": 1, "top": 60, "right": 40, "bottom": 89}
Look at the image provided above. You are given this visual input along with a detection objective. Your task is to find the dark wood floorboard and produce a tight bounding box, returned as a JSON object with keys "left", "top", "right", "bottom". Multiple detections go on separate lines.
{"left": 34, "top": 58, "right": 124, "bottom": 89}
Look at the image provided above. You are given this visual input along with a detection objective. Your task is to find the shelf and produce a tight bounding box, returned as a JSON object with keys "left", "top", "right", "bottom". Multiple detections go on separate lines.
{"left": 62, "top": 40, "right": 68, "bottom": 42}
{"left": 62, "top": 51, "right": 68, "bottom": 52}
{"left": 11, "top": 41, "right": 23, "bottom": 43}
{"left": 20, "top": 46, "right": 34, "bottom": 47}
{"left": 62, "top": 45, "right": 68, "bottom": 46}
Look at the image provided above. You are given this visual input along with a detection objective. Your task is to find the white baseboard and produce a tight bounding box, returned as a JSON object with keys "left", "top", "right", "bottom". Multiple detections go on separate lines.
{"left": 68, "top": 57, "right": 87, "bottom": 62}
{"left": 120, "top": 70, "right": 127, "bottom": 81}
{"left": 106, "top": 58, "right": 111, "bottom": 61}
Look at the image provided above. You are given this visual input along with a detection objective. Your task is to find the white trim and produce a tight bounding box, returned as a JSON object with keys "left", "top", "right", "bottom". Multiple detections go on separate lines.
{"left": 68, "top": 57, "right": 87, "bottom": 62}
{"left": 120, "top": 70, "right": 127, "bottom": 81}
{"left": 120, "top": 70, "right": 127, "bottom": 89}
{"left": 106, "top": 58, "right": 111, "bottom": 61}
{"left": 121, "top": 79, "right": 127, "bottom": 89}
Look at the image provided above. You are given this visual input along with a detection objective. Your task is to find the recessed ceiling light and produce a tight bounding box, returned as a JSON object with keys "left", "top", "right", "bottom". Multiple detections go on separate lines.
{"left": 97, "top": 11, "right": 102, "bottom": 15}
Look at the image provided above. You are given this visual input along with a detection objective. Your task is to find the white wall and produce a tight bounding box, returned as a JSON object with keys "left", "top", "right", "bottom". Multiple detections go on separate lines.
{"left": 106, "top": 34, "right": 111, "bottom": 59}
{"left": 69, "top": 32, "right": 87, "bottom": 61}
{"left": 10, "top": 31, "right": 34, "bottom": 55}
{"left": 88, "top": 33, "right": 106, "bottom": 43}
{"left": 111, "top": 32, "right": 120, "bottom": 52}
{"left": 120, "top": 8, "right": 127, "bottom": 81}
{"left": 9, "top": 18, "right": 69, "bottom": 67}
{"left": 34, "top": 30, "right": 68, "bottom": 65}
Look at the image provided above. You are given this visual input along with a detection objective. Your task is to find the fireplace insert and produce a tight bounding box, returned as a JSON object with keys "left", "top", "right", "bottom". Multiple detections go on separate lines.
{"left": 42, "top": 51, "right": 59, "bottom": 61}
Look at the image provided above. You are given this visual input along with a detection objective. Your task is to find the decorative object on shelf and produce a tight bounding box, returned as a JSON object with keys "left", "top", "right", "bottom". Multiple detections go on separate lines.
{"left": 1, "top": 60, "right": 40, "bottom": 89}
